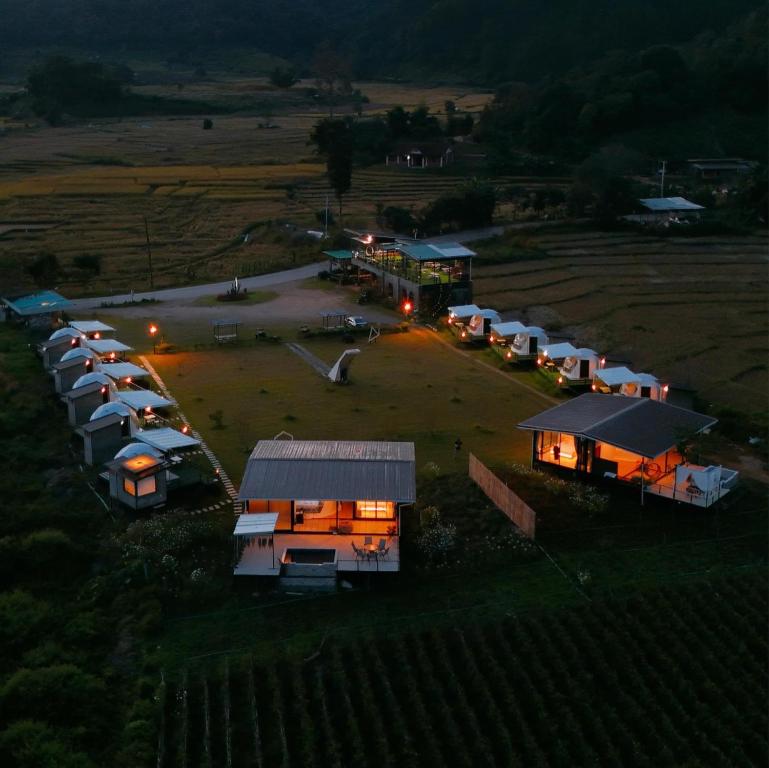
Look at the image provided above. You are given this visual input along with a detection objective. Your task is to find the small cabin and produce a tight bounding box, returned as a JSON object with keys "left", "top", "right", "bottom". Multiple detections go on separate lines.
{"left": 77, "top": 413, "right": 127, "bottom": 466}
{"left": 40, "top": 327, "right": 83, "bottom": 369}
{"left": 518, "top": 394, "right": 738, "bottom": 508}
{"left": 538, "top": 344, "right": 601, "bottom": 388}
{"left": 63, "top": 380, "right": 112, "bottom": 427}
{"left": 52, "top": 357, "right": 92, "bottom": 394}
{"left": 489, "top": 321, "right": 527, "bottom": 362}
{"left": 234, "top": 440, "right": 416, "bottom": 581}
{"left": 509, "top": 326, "right": 549, "bottom": 362}
{"left": 107, "top": 452, "right": 168, "bottom": 511}
{"left": 69, "top": 320, "right": 116, "bottom": 340}
{"left": 452, "top": 309, "right": 501, "bottom": 343}
{"left": 447, "top": 304, "right": 482, "bottom": 325}
{"left": 592, "top": 367, "right": 667, "bottom": 400}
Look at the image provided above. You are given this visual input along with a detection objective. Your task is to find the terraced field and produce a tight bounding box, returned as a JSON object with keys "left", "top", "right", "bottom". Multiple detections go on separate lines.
{"left": 473, "top": 229, "right": 769, "bottom": 413}
{"left": 156, "top": 573, "right": 768, "bottom": 768}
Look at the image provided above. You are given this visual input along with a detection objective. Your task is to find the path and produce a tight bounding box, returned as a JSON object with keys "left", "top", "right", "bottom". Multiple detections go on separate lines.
{"left": 284, "top": 343, "right": 330, "bottom": 377}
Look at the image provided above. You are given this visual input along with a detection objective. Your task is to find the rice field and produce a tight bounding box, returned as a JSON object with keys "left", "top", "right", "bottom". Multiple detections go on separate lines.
{"left": 472, "top": 229, "right": 769, "bottom": 413}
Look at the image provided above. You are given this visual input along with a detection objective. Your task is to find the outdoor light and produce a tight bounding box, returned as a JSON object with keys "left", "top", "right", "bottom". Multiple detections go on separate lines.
{"left": 71, "top": 337, "right": 77, "bottom": 346}
{"left": 125, "top": 377, "right": 132, "bottom": 384}
{"left": 94, "top": 332, "right": 101, "bottom": 339}
{"left": 489, "top": 335, "right": 495, "bottom": 343}
{"left": 506, "top": 350, "right": 512, "bottom": 359}
{"left": 461, "top": 331, "right": 467, "bottom": 339}
{"left": 402, "top": 300, "right": 413, "bottom": 314}
{"left": 591, "top": 384, "right": 597, "bottom": 391}
{"left": 109, "top": 351, "right": 116, "bottom": 360}
{"left": 557, "top": 376, "right": 563, "bottom": 385}
{"left": 181, "top": 424, "right": 189, "bottom": 434}
{"left": 536, "top": 358, "right": 543, "bottom": 366}
{"left": 148, "top": 324, "right": 158, "bottom": 336}
{"left": 100, "top": 386, "right": 107, "bottom": 394}
{"left": 85, "top": 359, "right": 92, "bottom": 368}
{"left": 145, "top": 406, "right": 152, "bottom": 414}
{"left": 599, "top": 356, "right": 606, "bottom": 368}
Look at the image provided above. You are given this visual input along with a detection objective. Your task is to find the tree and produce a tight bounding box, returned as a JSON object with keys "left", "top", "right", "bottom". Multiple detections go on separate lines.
{"left": 382, "top": 206, "right": 415, "bottom": 234}
{"left": 310, "top": 118, "right": 354, "bottom": 221}
{"left": 269, "top": 65, "right": 299, "bottom": 89}
{"left": 312, "top": 41, "right": 351, "bottom": 117}
{"left": 72, "top": 254, "right": 101, "bottom": 277}
{"left": 26, "top": 253, "right": 60, "bottom": 288}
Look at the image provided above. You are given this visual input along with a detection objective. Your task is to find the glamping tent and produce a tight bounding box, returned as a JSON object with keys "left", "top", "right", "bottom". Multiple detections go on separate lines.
{"left": 106, "top": 452, "right": 169, "bottom": 511}
{"left": 555, "top": 347, "right": 601, "bottom": 388}
{"left": 52, "top": 356, "right": 92, "bottom": 394}
{"left": 63, "top": 379, "right": 113, "bottom": 427}
{"left": 518, "top": 393, "right": 737, "bottom": 508}
{"left": 40, "top": 327, "right": 83, "bottom": 368}
{"left": 489, "top": 321, "right": 527, "bottom": 362}
{"left": 454, "top": 309, "right": 501, "bottom": 343}
{"left": 91, "top": 402, "right": 140, "bottom": 437}
{"left": 592, "top": 367, "right": 667, "bottom": 400}
{"left": 447, "top": 304, "right": 481, "bottom": 325}
{"left": 509, "top": 326, "right": 549, "bottom": 361}
{"left": 69, "top": 320, "right": 115, "bottom": 340}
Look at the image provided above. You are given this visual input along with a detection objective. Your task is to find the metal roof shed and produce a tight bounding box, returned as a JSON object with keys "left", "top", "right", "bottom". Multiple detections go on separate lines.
{"left": 69, "top": 320, "right": 115, "bottom": 334}
{"left": 639, "top": 197, "right": 704, "bottom": 212}
{"left": 2, "top": 290, "right": 72, "bottom": 316}
{"left": 239, "top": 440, "right": 416, "bottom": 502}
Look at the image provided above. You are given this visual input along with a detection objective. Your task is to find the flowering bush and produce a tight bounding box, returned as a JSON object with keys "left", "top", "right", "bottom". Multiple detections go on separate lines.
{"left": 416, "top": 506, "right": 457, "bottom": 564}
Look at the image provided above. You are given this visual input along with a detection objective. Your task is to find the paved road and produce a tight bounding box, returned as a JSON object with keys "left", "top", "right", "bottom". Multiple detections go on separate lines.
{"left": 69, "top": 262, "right": 323, "bottom": 310}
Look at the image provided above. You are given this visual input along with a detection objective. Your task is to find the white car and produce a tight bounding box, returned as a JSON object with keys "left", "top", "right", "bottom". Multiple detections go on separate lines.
{"left": 345, "top": 316, "right": 368, "bottom": 328}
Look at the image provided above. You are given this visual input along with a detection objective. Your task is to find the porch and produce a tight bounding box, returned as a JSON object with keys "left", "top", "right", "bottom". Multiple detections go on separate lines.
{"left": 234, "top": 531, "right": 400, "bottom": 576}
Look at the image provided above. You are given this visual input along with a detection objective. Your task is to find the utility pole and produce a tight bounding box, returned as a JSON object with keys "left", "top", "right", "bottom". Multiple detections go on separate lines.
{"left": 324, "top": 194, "right": 329, "bottom": 237}
{"left": 143, "top": 216, "right": 154, "bottom": 290}
{"left": 659, "top": 160, "right": 667, "bottom": 198}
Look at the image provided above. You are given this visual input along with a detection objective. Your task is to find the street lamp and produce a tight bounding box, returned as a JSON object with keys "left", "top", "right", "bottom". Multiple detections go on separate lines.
{"left": 148, "top": 323, "right": 159, "bottom": 354}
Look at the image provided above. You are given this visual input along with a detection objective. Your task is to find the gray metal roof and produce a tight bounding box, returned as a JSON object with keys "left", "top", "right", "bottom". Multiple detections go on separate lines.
{"left": 69, "top": 320, "right": 115, "bottom": 333}
{"left": 239, "top": 440, "right": 416, "bottom": 502}
{"left": 117, "top": 390, "right": 175, "bottom": 410}
{"left": 135, "top": 428, "right": 200, "bottom": 452}
{"left": 77, "top": 413, "right": 124, "bottom": 433}
{"left": 639, "top": 197, "right": 704, "bottom": 212}
{"left": 518, "top": 394, "right": 717, "bottom": 458}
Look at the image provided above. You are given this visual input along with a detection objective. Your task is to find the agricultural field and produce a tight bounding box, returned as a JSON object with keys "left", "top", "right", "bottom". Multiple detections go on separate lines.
{"left": 473, "top": 228, "right": 769, "bottom": 415}
{"left": 156, "top": 572, "right": 768, "bottom": 768}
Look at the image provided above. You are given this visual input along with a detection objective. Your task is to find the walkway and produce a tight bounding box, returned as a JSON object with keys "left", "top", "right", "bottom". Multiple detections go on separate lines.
{"left": 284, "top": 343, "right": 330, "bottom": 377}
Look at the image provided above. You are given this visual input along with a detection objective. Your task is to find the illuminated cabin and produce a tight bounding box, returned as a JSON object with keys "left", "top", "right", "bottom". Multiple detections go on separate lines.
{"left": 85, "top": 338, "right": 133, "bottom": 362}
{"left": 518, "top": 394, "right": 738, "bottom": 508}
{"left": 537, "top": 344, "right": 602, "bottom": 388}
{"left": 489, "top": 321, "right": 528, "bottom": 362}
{"left": 2, "top": 290, "right": 71, "bottom": 328}
{"left": 234, "top": 440, "right": 416, "bottom": 579}
{"left": 447, "top": 304, "right": 481, "bottom": 325}
{"left": 592, "top": 366, "right": 667, "bottom": 400}
{"left": 107, "top": 451, "right": 168, "bottom": 511}
{"left": 452, "top": 309, "right": 501, "bottom": 343}
{"left": 350, "top": 233, "right": 474, "bottom": 314}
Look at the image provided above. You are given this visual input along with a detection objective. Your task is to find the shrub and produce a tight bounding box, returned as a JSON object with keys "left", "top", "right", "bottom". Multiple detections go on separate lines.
{"left": 202, "top": 118, "right": 213, "bottom": 129}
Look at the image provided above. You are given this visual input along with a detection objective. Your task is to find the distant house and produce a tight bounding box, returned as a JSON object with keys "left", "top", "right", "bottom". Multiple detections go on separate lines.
{"left": 629, "top": 197, "right": 705, "bottom": 225}
{"left": 518, "top": 393, "right": 738, "bottom": 507}
{"left": 386, "top": 141, "right": 454, "bottom": 169}
{"left": 233, "top": 440, "right": 416, "bottom": 582}
{"left": 2, "top": 290, "right": 72, "bottom": 328}
{"left": 688, "top": 158, "right": 756, "bottom": 182}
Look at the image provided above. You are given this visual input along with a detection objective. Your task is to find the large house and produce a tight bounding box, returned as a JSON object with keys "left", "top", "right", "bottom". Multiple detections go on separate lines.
{"left": 234, "top": 440, "right": 416, "bottom": 581}
{"left": 518, "top": 394, "right": 738, "bottom": 508}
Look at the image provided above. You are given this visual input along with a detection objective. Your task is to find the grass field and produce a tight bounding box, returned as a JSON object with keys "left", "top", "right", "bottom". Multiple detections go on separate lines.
{"left": 156, "top": 572, "right": 768, "bottom": 768}
{"left": 149, "top": 329, "right": 553, "bottom": 481}
{"left": 473, "top": 228, "right": 769, "bottom": 415}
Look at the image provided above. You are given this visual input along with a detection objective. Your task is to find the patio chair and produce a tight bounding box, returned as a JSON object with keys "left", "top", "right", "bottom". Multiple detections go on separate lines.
{"left": 377, "top": 538, "right": 387, "bottom": 553}
{"left": 351, "top": 542, "right": 365, "bottom": 559}
{"left": 363, "top": 536, "right": 372, "bottom": 546}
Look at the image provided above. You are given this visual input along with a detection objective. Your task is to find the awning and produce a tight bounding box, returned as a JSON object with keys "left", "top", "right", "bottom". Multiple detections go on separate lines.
{"left": 233, "top": 513, "right": 279, "bottom": 537}
{"left": 594, "top": 366, "right": 639, "bottom": 386}
{"left": 117, "top": 390, "right": 175, "bottom": 410}
{"left": 86, "top": 339, "right": 133, "bottom": 355}
{"left": 69, "top": 320, "right": 116, "bottom": 334}
{"left": 490, "top": 321, "right": 526, "bottom": 337}
{"left": 100, "top": 362, "right": 150, "bottom": 380}
{"left": 2, "top": 290, "right": 71, "bottom": 316}
{"left": 135, "top": 428, "right": 200, "bottom": 452}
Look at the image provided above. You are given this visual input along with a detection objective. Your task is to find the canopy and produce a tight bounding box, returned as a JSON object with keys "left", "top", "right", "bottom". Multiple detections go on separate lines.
{"left": 117, "top": 390, "right": 175, "bottom": 410}
{"left": 2, "top": 290, "right": 71, "bottom": 316}
{"left": 541, "top": 342, "right": 577, "bottom": 360}
{"left": 100, "top": 362, "right": 149, "bottom": 380}
{"left": 448, "top": 304, "right": 481, "bottom": 318}
{"left": 233, "top": 513, "right": 279, "bottom": 537}
{"left": 61, "top": 347, "right": 97, "bottom": 362}
{"left": 397, "top": 242, "right": 475, "bottom": 261}
{"left": 86, "top": 339, "right": 133, "bottom": 355}
{"left": 69, "top": 320, "right": 115, "bottom": 334}
{"left": 594, "top": 366, "right": 638, "bottom": 386}
{"left": 135, "top": 428, "right": 200, "bottom": 452}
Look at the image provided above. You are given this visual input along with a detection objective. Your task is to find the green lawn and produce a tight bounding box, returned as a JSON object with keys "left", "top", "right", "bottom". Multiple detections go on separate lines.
{"left": 149, "top": 328, "right": 553, "bottom": 481}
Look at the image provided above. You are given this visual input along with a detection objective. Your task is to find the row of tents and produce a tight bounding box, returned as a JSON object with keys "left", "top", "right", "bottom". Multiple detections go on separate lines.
{"left": 37, "top": 320, "right": 207, "bottom": 510}
{"left": 446, "top": 304, "right": 669, "bottom": 401}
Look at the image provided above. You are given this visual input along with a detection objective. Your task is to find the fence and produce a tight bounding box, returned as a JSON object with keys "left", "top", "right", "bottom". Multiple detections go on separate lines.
{"left": 468, "top": 453, "right": 536, "bottom": 539}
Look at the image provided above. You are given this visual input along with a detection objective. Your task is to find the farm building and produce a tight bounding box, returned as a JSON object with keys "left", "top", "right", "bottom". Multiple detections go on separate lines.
{"left": 234, "top": 440, "right": 416, "bottom": 582}
{"left": 350, "top": 233, "right": 474, "bottom": 314}
{"left": 592, "top": 366, "right": 667, "bottom": 400}
{"left": 518, "top": 393, "right": 738, "bottom": 508}
{"left": 2, "top": 290, "right": 71, "bottom": 328}
{"left": 451, "top": 309, "right": 501, "bottom": 344}
{"left": 629, "top": 197, "right": 705, "bottom": 225}
{"left": 688, "top": 158, "right": 756, "bottom": 182}
{"left": 385, "top": 141, "right": 454, "bottom": 168}
{"left": 69, "top": 320, "right": 115, "bottom": 339}
{"left": 538, "top": 344, "right": 602, "bottom": 388}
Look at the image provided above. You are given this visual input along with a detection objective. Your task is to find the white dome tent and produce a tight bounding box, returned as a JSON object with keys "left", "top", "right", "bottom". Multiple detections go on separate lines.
{"left": 60, "top": 347, "right": 98, "bottom": 364}
{"left": 49, "top": 327, "right": 84, "bottom": 342}
{"left": 91, "top": 402, "right": 140, "bottom": 436}
{"left": 72, "top": 371, "right": 116, "bottom": 393}
{"left": 114, "top": 442, "right": 164, "bottom": 461}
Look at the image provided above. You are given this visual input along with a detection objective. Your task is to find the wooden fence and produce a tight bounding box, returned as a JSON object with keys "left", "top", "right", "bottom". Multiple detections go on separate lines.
{"left": 468, "top": 453, "right": 536, "bottom": 539}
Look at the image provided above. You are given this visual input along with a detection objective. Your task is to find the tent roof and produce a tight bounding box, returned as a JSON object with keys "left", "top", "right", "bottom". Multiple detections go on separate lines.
{"left": 135, "top": 428, "right": 200, "bottom": 452}
{"left": 49, "top": 327, "right": 83, "bottom": 341}
{"left": 73, "top": 372, "right": 114, "bottom": 390}
{"left": 100, "top": 362, "right": 149, "bottom": 380}
{"left": 541, "top": 342, "right": 578, "bottom": 360}
{"left": 115, "top": 442, "right": 164, "bottom": 459}
{"left": 234, "top": 513, "right": 279, "bottom": 536}
{"left": 639, "top": 196, "right": 705, "bottom": 212}
{"left": 2, "top": 290, "right": 71, "bottom": 316}
{"left": 594, "top": 366, "right": 639, "bottom": 386}
{"left": 518, "top": 393, "right": 717, "bottom": 458}
{"left": 69, "top": 320, "right": 115, "bottom": 333}
{"left": 91, "top": 402, "right": 136, "bottom": 421}
{"left": 490, "top": 321, "right": 527, "bottom": 337}
{"left": 448, "top": 304, "right": 481, "bottom": 317}
{"left": 61, "top": 347, "right": 96, "bottom": 362}
{"left": 117, "top": 390, "right": 175, "bottom": 410}
{"left": 63, "top": 381, "right": 104, "bottom": 399}
{"left": 86, "top": 339, "right": 133, "bottom": 355}
{"left": 239, "top": 440, "right": 416, "bottom": 502}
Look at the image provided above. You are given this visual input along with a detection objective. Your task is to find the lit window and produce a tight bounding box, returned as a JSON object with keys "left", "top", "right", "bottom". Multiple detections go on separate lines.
{"left": 356, "top": 501, "right": 395, "bottom": 519}
{"left": 123, "top": 476, "right": 157, "bottom": 496}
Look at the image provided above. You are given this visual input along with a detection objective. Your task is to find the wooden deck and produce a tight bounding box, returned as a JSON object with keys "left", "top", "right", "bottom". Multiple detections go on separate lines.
{"left": 234, "top": 532, "right": 400, "bottom": 576}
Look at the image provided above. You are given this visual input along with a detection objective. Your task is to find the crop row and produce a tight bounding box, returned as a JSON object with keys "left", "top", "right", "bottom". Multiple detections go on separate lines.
{"left": 159, "top": 573, "right": 767, "bottom": 767}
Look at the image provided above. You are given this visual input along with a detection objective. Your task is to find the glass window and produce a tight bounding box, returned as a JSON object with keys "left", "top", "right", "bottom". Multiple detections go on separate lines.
{"left": 355, "top": 501, "right": 395, "bottom": 520}
{"left": 124, "top": 476, "right": 157, "bottom": 496}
